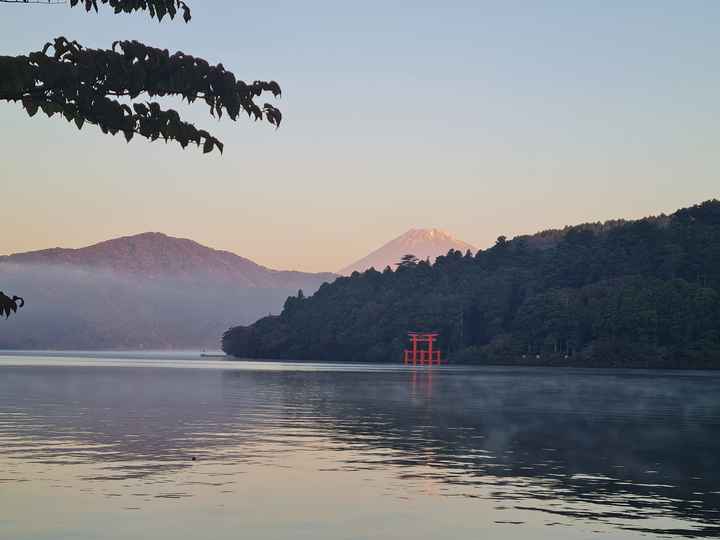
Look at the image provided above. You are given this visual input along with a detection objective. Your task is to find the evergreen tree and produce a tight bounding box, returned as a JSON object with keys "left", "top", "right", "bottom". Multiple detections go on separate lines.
{"left": 397, "top": 254, "right": 419, "bottom": 268}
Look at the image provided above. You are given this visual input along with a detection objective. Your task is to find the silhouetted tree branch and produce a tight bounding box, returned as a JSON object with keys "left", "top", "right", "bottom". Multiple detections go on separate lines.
{"left": 0, "top": 292, "right": 24, "bottom": 319}
{"left": 69, "top": 0, "right": 191, "bottom": 22}
{"left": 0, "top": 2, "right": 282, "bottom": 153}
{"left": 0, "top": 37, "right": 282, "bottom": 153}
{"left": 0, "top": 0, "right": 190, "bottom": 21}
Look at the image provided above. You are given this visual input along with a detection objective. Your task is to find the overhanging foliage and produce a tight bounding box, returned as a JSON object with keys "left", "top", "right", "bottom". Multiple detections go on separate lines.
{"left": 0, "top": 292, "right": 24, "bottom": 319}
{"left": 69, "top": 0, "right": 192, "bottom": 22}
{"left": 0, "top": 37, "right": 282, "bottom": 153}
{"left": 1, "top": 0, "right": 192, "bottom": 22}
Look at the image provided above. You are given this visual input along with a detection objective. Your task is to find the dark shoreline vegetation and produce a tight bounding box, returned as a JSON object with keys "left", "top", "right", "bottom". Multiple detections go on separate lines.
{"left": 222, "top": 200, "right": 720, "bottom": 368}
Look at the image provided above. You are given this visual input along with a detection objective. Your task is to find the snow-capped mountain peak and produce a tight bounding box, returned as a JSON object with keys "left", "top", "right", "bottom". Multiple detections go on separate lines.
{"left": 338, "top": 228, "right": 475, "bottom": 274}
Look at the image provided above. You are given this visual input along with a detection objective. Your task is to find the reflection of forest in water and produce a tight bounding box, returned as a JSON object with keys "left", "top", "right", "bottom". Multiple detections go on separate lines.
{"left": 1, "top": 365, "right": 719, "bottom": 537}
{"left": 224, "top": 368, "right": 720, "bottom": 537}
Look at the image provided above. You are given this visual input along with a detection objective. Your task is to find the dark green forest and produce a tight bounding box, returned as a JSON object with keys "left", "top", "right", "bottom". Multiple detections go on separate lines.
{"left": 223, "top": 201, "right": 720, "bottom": 368}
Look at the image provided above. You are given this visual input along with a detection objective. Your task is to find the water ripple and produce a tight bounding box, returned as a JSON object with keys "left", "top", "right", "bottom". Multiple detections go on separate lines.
{"left": 1, "top": 359, "right": 719, "bottom": 538}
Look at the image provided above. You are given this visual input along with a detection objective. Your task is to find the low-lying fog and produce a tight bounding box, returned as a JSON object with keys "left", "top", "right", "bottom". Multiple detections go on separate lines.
{"left": 0, "top": 264, "right": 302, "bottom": 350}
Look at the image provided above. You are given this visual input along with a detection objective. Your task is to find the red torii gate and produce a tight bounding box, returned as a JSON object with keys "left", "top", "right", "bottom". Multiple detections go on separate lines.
{"left": 403, "top": 332, "right": 443, "bottom": 365}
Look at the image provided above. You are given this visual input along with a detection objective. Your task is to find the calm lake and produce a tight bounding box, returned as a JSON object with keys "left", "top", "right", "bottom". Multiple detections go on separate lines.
{"left": 1, "top": 353, "right": 719, "bottom": 539}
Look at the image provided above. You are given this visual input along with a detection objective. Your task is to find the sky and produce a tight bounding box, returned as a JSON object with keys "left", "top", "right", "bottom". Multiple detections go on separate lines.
{"left": 1, "top": 1, "right": 718, "bottom": 272}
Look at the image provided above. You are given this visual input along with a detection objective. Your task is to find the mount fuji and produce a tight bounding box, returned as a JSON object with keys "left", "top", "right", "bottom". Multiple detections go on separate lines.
{"left": 339, "top": 229, "right": 475, "bottom": 275}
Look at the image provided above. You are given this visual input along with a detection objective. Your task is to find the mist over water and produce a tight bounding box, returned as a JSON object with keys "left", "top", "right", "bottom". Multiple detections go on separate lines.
{"left": 0, "top": 354, "right": 719, "bottom": 539}
{"left": 0, "top": 264, "right": 299, "bottom": 349}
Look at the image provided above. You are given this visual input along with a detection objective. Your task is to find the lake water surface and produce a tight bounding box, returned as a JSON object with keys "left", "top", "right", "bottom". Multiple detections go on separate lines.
{"left": 1, "top": 353, "right": 719, "bottom": 539}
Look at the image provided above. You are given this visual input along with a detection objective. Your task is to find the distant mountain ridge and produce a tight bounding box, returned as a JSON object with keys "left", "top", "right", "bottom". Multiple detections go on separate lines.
{"left": 0, "top": 233, "right": 335, "bottom": 350}
{"left": 1, "top": 232, "right": 336, "bottom": 288}
{"left": 339, "top": 228, "right": 475, "bottom": 275}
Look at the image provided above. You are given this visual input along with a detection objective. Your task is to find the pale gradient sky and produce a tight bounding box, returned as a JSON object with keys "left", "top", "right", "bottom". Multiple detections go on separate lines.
{"left": 1, "top": 1, "right": 718, "bottom": 272}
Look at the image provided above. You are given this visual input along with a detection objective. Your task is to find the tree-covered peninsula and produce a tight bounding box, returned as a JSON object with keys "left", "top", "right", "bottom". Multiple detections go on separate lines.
{"left": 223, "top": 201, "right": 720, "bottom": 368}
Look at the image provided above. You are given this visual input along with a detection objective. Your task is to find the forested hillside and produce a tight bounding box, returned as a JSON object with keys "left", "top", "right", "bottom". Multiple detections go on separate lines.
{"left": 223, "top": 201, "right": 720, "bottom": 368}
